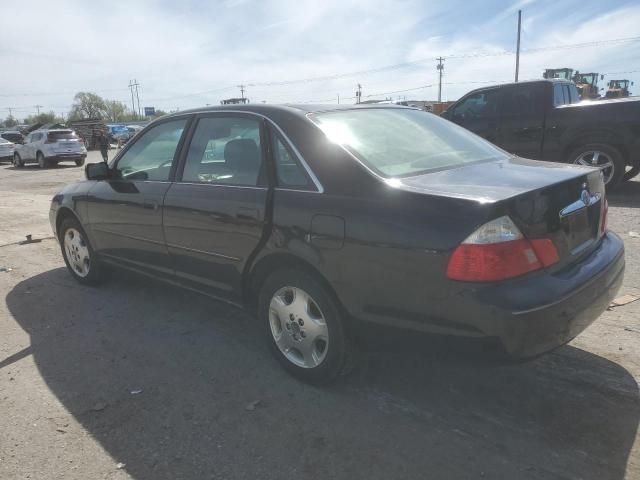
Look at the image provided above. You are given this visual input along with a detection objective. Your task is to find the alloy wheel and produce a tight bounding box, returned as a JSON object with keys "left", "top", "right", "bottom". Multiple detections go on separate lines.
{"left": 64, "top": 228, "right": 91, "bottom": 278}
{"left": 269, "top": 286, "right": 329, "bottom": 368}
{"left": 573, "top": 150, "right": 614, "bottom": 184}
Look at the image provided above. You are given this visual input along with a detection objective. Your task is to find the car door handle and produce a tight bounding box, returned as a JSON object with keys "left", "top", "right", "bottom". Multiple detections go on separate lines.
{"left": 143, "top": 200, "right": 158, "bottom": 210}
{"left": 236, "top": 207, "right": 260, "bottom": 221}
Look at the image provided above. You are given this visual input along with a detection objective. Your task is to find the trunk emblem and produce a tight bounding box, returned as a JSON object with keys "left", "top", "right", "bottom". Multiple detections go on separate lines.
{"left": 559, "top": 183, "right": 601, "bottom": 218}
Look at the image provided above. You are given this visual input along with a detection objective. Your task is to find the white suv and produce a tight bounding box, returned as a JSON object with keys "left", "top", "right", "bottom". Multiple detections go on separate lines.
{"left": 13, "top": 129, "right": 87, "bottom": 168}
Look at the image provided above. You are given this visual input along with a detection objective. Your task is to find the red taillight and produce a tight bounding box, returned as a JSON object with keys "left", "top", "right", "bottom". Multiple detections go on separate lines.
{"left": 601, "top": 198, "right": 608, "bottom": 233}
{"left": 530, "top": 238, "right": 560, "bottom": 267}
{"left": 446, "top": 216, "right": 559, "bottom": 282}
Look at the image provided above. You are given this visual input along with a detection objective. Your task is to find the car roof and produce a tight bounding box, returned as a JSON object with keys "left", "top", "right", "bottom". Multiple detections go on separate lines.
{"left": 164, "top": 102, "right": 413, "bottom": 120}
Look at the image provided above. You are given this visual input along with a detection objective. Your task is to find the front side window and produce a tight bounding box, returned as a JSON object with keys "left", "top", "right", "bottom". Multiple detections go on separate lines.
{"left": 310, "top": 108, "right": 507, "bottom": 178}
{"left": 114, "top": 118, "right": 186, "bottom": 181}
{"left": 271, "top": 130, "right": 310, "bottom": 189}
{"left": 452, "top": 90, "right": 500, "bottom": 121}
{"left": 182, "top": 116, "right": 263, "bottom": 186}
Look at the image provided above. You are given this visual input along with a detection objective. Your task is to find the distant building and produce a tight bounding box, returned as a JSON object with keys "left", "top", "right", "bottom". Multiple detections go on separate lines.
{"left": 221, "top": 98, "right": 250, "bottom": 105}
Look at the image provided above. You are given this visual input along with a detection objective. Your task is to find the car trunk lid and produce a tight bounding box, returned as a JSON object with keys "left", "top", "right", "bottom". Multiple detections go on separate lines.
{"left": 397, "top": 157, "right": 605, "bottom": 270}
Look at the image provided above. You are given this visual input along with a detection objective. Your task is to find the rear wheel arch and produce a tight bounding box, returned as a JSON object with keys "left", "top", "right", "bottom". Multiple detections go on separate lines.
{"left": 245, "top": 253, "right": 347, "bottom": 318}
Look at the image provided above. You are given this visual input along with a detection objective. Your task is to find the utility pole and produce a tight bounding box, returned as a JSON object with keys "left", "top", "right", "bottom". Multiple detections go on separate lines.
{"left": 515, "top": 10, "right": 522, "bottom": 82}
{"left": 356, "top": 83, "right": 362, "bottom": 104}
{"left": 34, "top": 105, "right": 42, "bottom": 115}
{"left": 436, "top": 57, "right": 444, "bottom": 102}
{"left": 238, "top": 85, "right": 246, "bottom": 101}
{"left": 134, "top": 79, "right": 141, "bottom": 118}
{"left": 128, "top": 80, "right": 137, "bottom": 119}
{"left": 7, "top": 107, "right": 13, "bottom": 118}
{"left": 337, "top": 93, "right": 340, "bottom": 104}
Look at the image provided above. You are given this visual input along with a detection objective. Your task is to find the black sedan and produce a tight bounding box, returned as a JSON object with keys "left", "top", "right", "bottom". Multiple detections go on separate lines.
{"left": 50, "top": 104, "right": 625, "bottom": 383}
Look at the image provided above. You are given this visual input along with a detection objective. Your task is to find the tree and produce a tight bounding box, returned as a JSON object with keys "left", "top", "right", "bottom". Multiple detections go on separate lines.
{"left": 24, "top": 111, "right": 64, "bottom": 126}
{"left": 69, "top": 92, "right": 107, "bottom": 120}
{"left": 104, "top": 100, "right": 134, "bottom": 122}
{"left": 3, "top": 116, "right": 18, "bottom": 128}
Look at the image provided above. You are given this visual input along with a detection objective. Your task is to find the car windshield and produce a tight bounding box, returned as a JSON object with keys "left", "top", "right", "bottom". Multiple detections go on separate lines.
{"left": 1, "top": 133, "right": 22, "bottom": 143}
{"left": 310, "top": 108, "right": 507, "bottom": 177}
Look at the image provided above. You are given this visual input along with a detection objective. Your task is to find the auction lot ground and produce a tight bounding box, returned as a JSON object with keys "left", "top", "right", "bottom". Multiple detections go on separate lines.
{"left": 1, "top": 150, "right": 640, "bottom": 480}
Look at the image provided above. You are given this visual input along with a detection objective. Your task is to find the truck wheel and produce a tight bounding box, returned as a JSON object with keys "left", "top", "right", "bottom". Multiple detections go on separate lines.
{"left": 13, "top": 153, "right": 24, "bottom": 168}
{"left": 59, "top": 216, "right": 108, "bottom": 285}
{"left": 623, "top": 165, "right": 640, "bottom": 182}
{"left": 569, "top": 144, "right": 625, "bottom": 188}
{"left": 37, "top": 152, "right": 48, "bottom": 169}
{"left": 258, "top": 268, "right": 350, "bottom": 384}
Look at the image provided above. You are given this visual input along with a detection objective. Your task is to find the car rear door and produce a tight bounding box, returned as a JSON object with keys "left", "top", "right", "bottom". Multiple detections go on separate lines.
{"left": 86, "top": 117, "right": 190, "bottom": 277}
{"left": 447, "top": 88, "right": 502, "bottom": 144}
{"left": 498, "top": 83, "right": 546, "bottom": 159}
{"left": 162, "top": 112, "right": 270, "bottom": 302}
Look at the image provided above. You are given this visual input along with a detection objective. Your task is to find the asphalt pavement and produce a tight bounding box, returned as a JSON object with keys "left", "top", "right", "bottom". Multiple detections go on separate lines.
{"left": 1, "top": 150, "right": 640, "bottom": 479}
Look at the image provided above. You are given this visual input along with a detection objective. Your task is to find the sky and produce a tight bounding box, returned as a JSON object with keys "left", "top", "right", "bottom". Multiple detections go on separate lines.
{"left": 0, "top": 0, "right": 639, "bottom": 120}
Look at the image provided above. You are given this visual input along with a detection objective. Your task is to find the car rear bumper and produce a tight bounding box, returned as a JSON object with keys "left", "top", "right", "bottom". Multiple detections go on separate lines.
{"left": 48, "top": 154, "right": 86, "bottom": 162}
{"left": 474, "top": 232, "right": 625, "bottom": 357}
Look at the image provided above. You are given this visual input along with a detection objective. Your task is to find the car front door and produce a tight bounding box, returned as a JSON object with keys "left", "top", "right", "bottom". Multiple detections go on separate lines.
{"left": 447, "top": 88, "right": 502, "bottom": 144}
{"left": 162, "top": 113, "right": 270, "bottom": 301}
{"left": 498, "top": 83, "right": 546, "bottom": 159}
{"left": 86, "top": 117, "right": 189, "bottom": 277}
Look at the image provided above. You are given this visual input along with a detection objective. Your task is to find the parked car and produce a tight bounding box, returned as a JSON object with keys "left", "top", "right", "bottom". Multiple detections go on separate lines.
{"left": 441, "top": 79, "right": 640, "bottom": 188}
{"left": 1, "top": 130, "right": 25, "bottom": 145}
{"left": 13, "top": 129, "right": 87, "bottom": 168}
{"left": 50, "top": 104, "right": 624, "bottom": 382}
{"left": 106, "top": 124, "right": 130, "bottom": 144}
{"left": 0, "top": 138, "right": 16, "bottom": 163}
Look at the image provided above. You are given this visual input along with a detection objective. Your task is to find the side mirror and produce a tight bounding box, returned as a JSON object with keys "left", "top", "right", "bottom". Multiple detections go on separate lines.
{"left": 85, "top": 162, "right": 110, "bottom": 180}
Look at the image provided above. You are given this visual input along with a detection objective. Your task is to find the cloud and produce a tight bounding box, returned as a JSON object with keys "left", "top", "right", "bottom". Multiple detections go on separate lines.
{"left": 0, "top": 0, "right": 638, "bottom": 118}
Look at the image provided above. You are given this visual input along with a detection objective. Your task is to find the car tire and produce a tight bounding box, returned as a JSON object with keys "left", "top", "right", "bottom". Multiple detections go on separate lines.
{"left": 258, "top": 268, "right": 350, "bottom": 384}
{"left": 37, "top": 152, "right": 48, "bottom": 169}
{"left": 13, "top": 153, "right": 24, "bottom": 168}
{"left": 59, "top": 216, "right": 108, "bottom": 286}
{"left": 75, "top": 158, "right": 85, "bottom": 167}
{"left": 569, "top": 144, "right": 625, "bottom": 189}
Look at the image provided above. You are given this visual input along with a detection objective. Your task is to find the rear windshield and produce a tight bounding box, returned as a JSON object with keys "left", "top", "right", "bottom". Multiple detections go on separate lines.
{"left": 48, "top": 131, "right": 79, "bottom": 140}
{"left": 309, "top": 108, "right": 507, "bottom": 178}
{"left": 1, "top": 133, "right": 23, "bottom": 143}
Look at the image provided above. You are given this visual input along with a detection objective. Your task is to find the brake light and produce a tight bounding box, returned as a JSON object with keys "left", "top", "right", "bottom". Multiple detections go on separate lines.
{"left": 446, "top": 216, "right": 559, "bottom": 282}
{"left": 601, "top": 198, "right": 608, "bottom": 233}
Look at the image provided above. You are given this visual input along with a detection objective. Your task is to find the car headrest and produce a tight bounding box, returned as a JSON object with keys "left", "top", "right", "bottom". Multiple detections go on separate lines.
{"left": 224, "top": 139, "right": 260, "bottom": 173}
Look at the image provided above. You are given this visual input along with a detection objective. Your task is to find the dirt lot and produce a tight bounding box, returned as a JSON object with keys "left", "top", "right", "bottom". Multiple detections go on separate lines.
{"left": 1, "top": 150, "right": 640, "bottom": 480}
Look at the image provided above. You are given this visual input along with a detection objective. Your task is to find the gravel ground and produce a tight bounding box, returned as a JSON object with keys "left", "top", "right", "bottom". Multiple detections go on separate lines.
{"left": 1, "top": 150, "right": 639, "bottom": 480}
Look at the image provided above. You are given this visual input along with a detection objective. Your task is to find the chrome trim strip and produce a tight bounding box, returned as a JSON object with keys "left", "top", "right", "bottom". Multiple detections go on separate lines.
{"left": 559, "top": 193, "right": 601, "bottom": 218}
{"left": 174, "top": 182, "right": 268, "bottom": 191}
{"left": 92, "top": 228, "right": 166, "bottom": 246}
{"left": 166, "top": 242, "right": 241, "bottom": 262}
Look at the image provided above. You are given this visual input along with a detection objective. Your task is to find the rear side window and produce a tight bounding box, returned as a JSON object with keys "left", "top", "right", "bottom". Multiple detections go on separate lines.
{"left": 553, "top": 84, "right": 565, "bottom": 106}
{"left": 271, "top": 130, "right": 310, "bottom": 189}
{"left": 181, "top": 116, "right": 264, "bottom": 186}
{"left": 502, "top": 84, "right": 545, "bottom": 118}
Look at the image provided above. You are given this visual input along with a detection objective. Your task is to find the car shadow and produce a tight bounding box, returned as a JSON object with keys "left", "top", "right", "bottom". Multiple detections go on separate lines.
{"left": 4, "top": 268, "right": 639, "bottom": 480}
{"left": 609, "top": 179, "right": 640, "bottom": 208}
{"left": 3, "top": 164, "right": 81, "bottom": 171}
